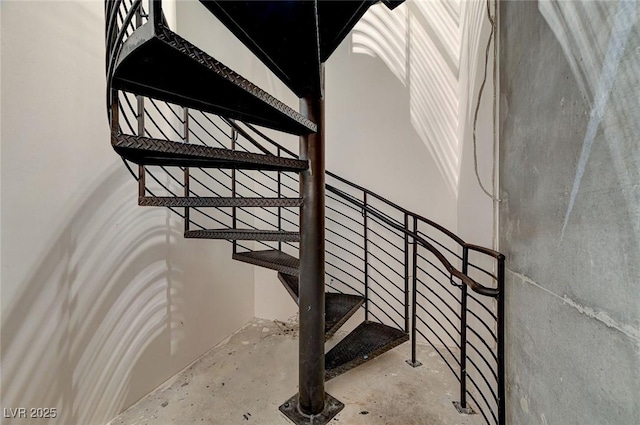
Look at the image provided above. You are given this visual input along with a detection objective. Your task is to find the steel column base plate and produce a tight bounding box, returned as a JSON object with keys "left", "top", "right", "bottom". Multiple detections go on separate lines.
{"left": 406, "top": 359, "right": 423, "bottom": 368}
{"left": 453, "top": 401, "right": 475, "bottom": 415}
{"left": 279, "top": 393, "right": 344, "bottom": 425}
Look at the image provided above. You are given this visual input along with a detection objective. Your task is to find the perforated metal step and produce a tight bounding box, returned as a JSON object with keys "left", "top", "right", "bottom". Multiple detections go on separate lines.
{"left": 185, "top": 229, "right": 299, "bottom": 242}
{"left": 232, "top": 249, "right": 299, "bottom": 276}
{"left": 277, "top": 273, "right": 364, "bottom": 339}
{"left": 139, "top": 196, "right": 303, "bottom": 208}
{"left": 113, "top": 22, "right": 316, "bottom": 135}
{"left": 112, "top": 133, "right": 308, "bottom": 172}
{"left": 325, "top": 321, "right": 408, "bottom": 380}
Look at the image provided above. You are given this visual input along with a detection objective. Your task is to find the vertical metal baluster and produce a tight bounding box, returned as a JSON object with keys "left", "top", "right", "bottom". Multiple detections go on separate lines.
{"left": 497, "top": 255, "right": 506, "bottom": 425}
{"left": 183, "top": 108, "right": 190, "bottom": 232}
{"left": 404, "top": 213, "right": 410, "bottom": 333}
{"left": 135, "top": 4, "right": 145, "bottom": 200}
{"left": 231, "top": 128, "right": 237, "bottom": 254}
{"left": 137, "top": 96, "right": 145, "bottom": 199}
{"left": 407, "top": 216, "right": 421, "bottom": 367}
{"left": 277, "top": 147, "right": 282, "bottom": 252}
{"left": 455, "top": 246, "right": 471, "bottom": 413}
{"left": 363, "top": 192, "right": 369, "bottom": 321}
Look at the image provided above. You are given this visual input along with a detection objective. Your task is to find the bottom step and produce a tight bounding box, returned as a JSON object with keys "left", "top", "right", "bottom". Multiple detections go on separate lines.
{"left": 325, "top": 321, "right": 408, "bottom": 381}
{"left": 277, "top": 273, "right": 364, "bottom": 339}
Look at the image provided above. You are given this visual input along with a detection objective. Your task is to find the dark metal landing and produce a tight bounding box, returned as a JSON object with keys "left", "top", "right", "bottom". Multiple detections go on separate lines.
{"left": 277, "top": 273, "right": 364, "bottom": 339}
{"left": 325, "top": 321, "right": 409, "bottom": 381}
{"left": 198, "top": 1, "right": 395, "bottom": 94}
{"left": 139, "top": 197, "right": 303, "bottom": 208}
{"left": 279, "top": 393, "right": 344, "bottom": 425}
{"left": 112, "top": 22, "right": 316, "bottom": 135}
{"left": 198, "top": 0, "right": 321, "bottom": 98}
{"left": 112, "top": 133, "right": 308, "bottom": 172}
{"left": 185, "top": 229, "right": 300, "bottom": 242}
{"left": 232, "top": 250, "right": 299, "bottom": 276}
{"left": 381, "top": 0, "right": 407, "bottom": 10}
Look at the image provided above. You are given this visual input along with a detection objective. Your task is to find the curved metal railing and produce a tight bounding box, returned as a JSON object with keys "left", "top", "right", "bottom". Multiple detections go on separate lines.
{"left": 104, "top": 2, "right": 505, "bottom": 424}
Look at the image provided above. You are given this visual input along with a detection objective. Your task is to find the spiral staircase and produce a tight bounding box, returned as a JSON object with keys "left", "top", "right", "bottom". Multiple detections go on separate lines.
{"left": 106, "top": 1, "right": 505, "bottom": 424}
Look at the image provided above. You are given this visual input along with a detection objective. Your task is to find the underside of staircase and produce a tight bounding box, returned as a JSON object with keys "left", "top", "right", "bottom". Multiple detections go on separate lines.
{"left": 107, "top": 1, "right": 409, "bottom": 424}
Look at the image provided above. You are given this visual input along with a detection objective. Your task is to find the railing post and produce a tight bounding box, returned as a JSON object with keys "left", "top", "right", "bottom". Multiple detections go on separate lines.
{"left": 454, "top": 246, "right": 472, "bottom": 414}
{"left": 497, "top": 255, "right": 506, "bottom": 425}
{"left": 183, "top": 108, "right": 190, "bottom": 232}
{"left": 406, "top": 216, "right": 421, "bottom": 368}
{"left": 363, "top": 192, "right": 369, "bottom": 321}
{"left": 277, "top": 146, "right": 282, "bottom": 252}
{"left": 231, "top": 128, "right": 237, "bottom": 254}
{"left": 404, "top": 213, "right": 410, "bottom": 333}
{"left": 137, "top": 95, "right": 145, "bottom": 199}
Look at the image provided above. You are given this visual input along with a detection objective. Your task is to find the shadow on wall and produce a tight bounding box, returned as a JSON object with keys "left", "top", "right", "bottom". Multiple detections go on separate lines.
{"left": 1, "top": 165, "right": 186, "bottom": 425}
{"left": 539, "top": 0, "right": 640, "bottom": 240}
{"left": 351, "top": 1, "right": 462, "bottom": 197}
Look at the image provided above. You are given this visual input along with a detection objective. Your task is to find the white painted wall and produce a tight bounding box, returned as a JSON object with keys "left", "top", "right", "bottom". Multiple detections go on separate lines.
{"left": 456, "top": 0, "right": 498, "bottom": 250}
{"left": 0, "top": 2, "right": 254, "bottom": 424}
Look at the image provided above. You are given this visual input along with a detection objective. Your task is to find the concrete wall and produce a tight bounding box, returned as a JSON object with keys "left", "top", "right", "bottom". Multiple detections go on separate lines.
{"left": 0, "top": 2, "right": 254, "bottom": 424}
{"left": 499, "top": 1, "right": 639, "bottom": 423}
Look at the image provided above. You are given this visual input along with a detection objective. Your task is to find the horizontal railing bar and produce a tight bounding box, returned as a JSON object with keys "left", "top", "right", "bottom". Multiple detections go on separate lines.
{"left": 416, "top": 286, "right": 461, "bottom": 322}
{"left": 366, "top": 298, "right": 403, "bottom": 329}
{"left": 326, "top": 172, "right": 466, "bottom": 246}
{"left": 416, "top": 253, "right": 451, "bottom": 280}
{"left": 466, "top": 325, "right": 498, "bottom": 363}
{"left": 417, "top": 229, "right": 462, "bottom": 260}
{"left": 143, "top": 109, "right": 171, "bottom": 140}
{"left": 467, "top": 340, "right": 499, "bottom": 382}
{"left": 326, "top": 250, "right": 365, "bottom": 274}
{"left": 416, "top": 329, "right": 462, "bottom": 381}
{"left": 327, "top": 185, "right": 498, "bottom": 297}
{"left": 416, "top": 306, "right": 461, "bottom": 349}
{"left": 326, "top": 239, "right": 365, "bottom": 263}
{"left": 326, "top": 215, "right": 364, "bottom": 238}
{"left": 467, "top": 308, "right": 498, "bottom": 341}
{"left": 416, "top": 265, "right": 458, "bottom": 301}
{"left": 326, "top": 261, "right": 365, "bottom": 286}
{"left": 468, "top": 293, "right": 498, "bottom": 320}
{"left": 326, "top": 227, "right": 365, "bottom": 251}
{"left": 466, "top": 374, "right": 498, "bottom": 424}
{"left": 117, "top": 100, "right": 136, "bottom": 134}
{"left": 325, "top": 272, "right": 364, "bottom": 296}
{"left": 468, "top": 261, "right": 498, "bottom": 281}
{"left": 148, "top": 100, "right": 183, "bottom": 135}
{"left": 416, "top": 319, "right": 461, "bottom": 367}
{"left": 366, "top": 273, "right": 405, "bottom": 307}
{"left": 188, "top": 113, "right": 228, "bottom": 148}
{"left": 326, "top": 204, "right": 364, "bottom": 227}
{"left": 365, "top": 222, "right": 404, "bottom": 253}
{"left": 366, "top": 245, "right": 405, "bottom": 274}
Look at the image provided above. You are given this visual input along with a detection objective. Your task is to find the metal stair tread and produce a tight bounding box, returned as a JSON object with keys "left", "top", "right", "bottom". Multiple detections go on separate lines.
{"left": 139, "top": 196, "right": 303, "bottom": 208}
{"left": 185, "top": 229, "right": 300, "bottom": 242}
{"left": 112, "top": 133, "right": 308, "bottom": 172}
{"left": 113, "top": 22, "right": 317, "bottom": 135}
{"left": 232, "top": 249, "right": 299, "bottom": 276}
{"left": 325, "top": 321, "right": 408, "bottom": 381}
{"left": 277, "top": 274, "right": 364, "bottom": 339}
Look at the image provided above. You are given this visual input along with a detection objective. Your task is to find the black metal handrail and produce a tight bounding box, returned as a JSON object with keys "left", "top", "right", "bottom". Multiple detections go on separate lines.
{"left": 104, "top": 2, "right": 505, "bottom": 424}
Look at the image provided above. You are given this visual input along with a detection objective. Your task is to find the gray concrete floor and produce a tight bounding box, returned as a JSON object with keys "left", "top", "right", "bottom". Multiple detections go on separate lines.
{"left": 110, "top": 318, "right": 483, "bottom": 425}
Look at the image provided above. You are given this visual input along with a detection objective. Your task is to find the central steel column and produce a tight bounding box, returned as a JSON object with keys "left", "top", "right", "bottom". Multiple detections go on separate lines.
{"left": 280, "top": 66, "right": 342, "bottom": 425}
{"left": 298, "top": 88, "right": 326, "bottom": 415}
